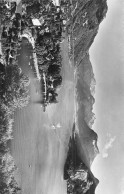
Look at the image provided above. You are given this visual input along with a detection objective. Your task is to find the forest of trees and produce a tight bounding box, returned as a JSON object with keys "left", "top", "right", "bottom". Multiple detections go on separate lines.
{"left": 0, "top": 62, "right": 30, "bottom": 193}
{"left": 0, "top": 54, "right": 30, "bottom": 192}
{"left": 0, "top": 1, "right": 31, "bottom": 193}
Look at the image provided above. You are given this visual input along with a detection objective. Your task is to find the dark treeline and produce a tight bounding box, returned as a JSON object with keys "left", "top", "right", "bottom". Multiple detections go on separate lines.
{"left": 0, "top": 55, "right": 30, "bottom": 193}
{"left": 0, "top": 1, "right": 30, "bottom": 193}
{"left": 0, "top": 62, "right": 30, "bottom": 193}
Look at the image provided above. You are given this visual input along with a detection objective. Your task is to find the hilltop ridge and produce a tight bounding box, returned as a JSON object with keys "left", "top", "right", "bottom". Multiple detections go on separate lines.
{"left": 64, "top": 0, "right": 108, "bottom": 193}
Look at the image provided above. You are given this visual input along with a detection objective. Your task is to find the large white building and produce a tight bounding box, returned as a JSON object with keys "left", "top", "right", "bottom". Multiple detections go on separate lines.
{"left": 32, "top": 19, "right": 41, "bottom": 26}
{"left": 31, "top": 17, "right": 44, "bottom": 26}
{"left": 52, "top": 0, "right": 60, "bottom": 6}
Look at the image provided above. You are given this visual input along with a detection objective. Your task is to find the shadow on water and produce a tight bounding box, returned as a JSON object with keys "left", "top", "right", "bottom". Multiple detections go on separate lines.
{"left": 64, "top": 123, "right": 99, "bottom": 194}
{"left": 64, "top": 123, "right": 86, "bottom": 180}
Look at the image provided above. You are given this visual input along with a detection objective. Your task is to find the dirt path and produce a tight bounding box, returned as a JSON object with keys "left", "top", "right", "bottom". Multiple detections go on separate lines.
{"left": 11, "top": 37, "right": 75, "bottom": 194}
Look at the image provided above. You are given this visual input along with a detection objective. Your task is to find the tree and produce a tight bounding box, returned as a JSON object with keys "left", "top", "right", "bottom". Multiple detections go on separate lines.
{"left": 26, "top": 1, "right": 41, "bottom": 17}
{"left": 47, "top": 64, "right": 61, "bottom": 76}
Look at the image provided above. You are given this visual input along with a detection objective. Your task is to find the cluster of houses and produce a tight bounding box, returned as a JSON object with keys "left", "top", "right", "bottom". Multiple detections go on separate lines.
{"left": 1, "top": 1, "right": 22, "bottom": 66}
{"left": 32, "top": 1, "right": 65, "bottom": 110}
{"left": 0, "top": 0, "right": 71, "bottom": 111}
{"left": 21, "top": 0, "right": 70, "bottom": 110}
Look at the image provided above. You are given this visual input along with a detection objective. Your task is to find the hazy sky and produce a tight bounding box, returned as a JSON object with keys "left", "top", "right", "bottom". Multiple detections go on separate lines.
{"left": 90, "top": 0, "right": 124, "bottom": 194}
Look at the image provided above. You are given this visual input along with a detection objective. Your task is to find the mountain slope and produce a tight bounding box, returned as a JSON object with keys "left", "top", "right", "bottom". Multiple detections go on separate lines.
{"left": 64, "top": 0, "right": 108, "bottom": 193}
